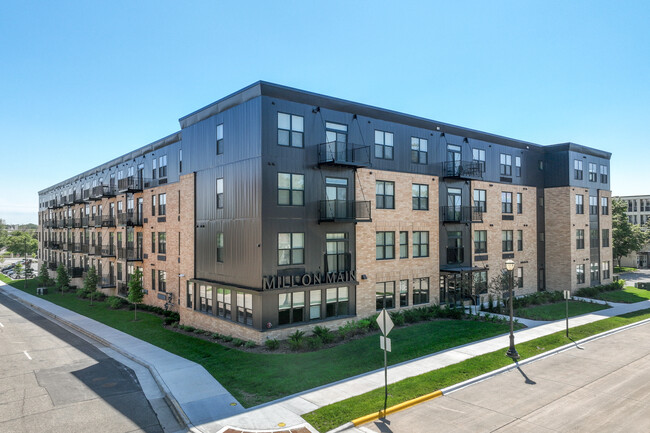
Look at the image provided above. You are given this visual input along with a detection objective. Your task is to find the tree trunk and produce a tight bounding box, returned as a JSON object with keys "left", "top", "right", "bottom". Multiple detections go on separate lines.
{"left": 134, "top": 303, "right": 137, "bottom": 321}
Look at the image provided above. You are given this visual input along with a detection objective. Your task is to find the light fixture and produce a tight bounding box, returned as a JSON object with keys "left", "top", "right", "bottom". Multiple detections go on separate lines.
{"left": 505, "top": 259, "right": 515, "bottom": 271}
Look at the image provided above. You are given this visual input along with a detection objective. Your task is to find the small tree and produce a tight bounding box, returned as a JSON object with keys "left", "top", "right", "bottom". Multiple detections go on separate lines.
{"left": 612, "top": 198, "right": 649, "bottom": 267}
{"left": 14, "top": 262, "right": 23, "bottom": 279}
{"left": 127, "top": 268, "right": 144, "bottom": 321}
{"left": 24, "top": 261, "right": 34, "bottom": 279}
{"left": 56, "top": 264, "right": 70, "bottom": 293}
{"left": 83, "top": 266, "right": 99, "bottom": 305}
{"left": 38, "top": 263, "right": 51, "bottom": 286}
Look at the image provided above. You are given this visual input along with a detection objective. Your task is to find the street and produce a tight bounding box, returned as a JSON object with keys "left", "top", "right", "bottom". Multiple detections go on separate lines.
{"left": 353, "top": 320, "right": 650, "bottom": 433}
{"left": 0, "top": 292, "right": 170, "bottom": 433}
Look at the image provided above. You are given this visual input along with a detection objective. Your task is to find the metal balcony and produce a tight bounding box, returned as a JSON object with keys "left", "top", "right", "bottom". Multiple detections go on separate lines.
{"left": 100, "top": 276, "right": 116, "bottom": 288}
{"left": 318, "top": 200, "right": 371, "bottom": 222}
{"left": 117, "top": 247, "right": 143, "bottom": 261}
{"left": 72, "top": 218, "right": 82, "bottom": 228}
{"left": 88, "top": 245, "right": 101, "bottom": 256}
{"left": 118, "top": 176, "right": 144, "bottom": 193}
{"left": 48, "top": 261, "right": 58, "bottom": 271}
{"left": 446, "top": 247, "right": 465, "bottom": 264}
{"left": 93, "top": 216, "right": 102, "bottom": 227}
{"left": 73, "top": 192, "right": 85, "bottom": 204}
{"left": 117, "top": 281, "right": 129, "bottom": 297}
{"left": 56, "top": 219, "right": 65, "bottom": 229}
{"left": 101, "top": 245, "right": 116, "bottom": 257}
{"left": 81, "top": 216, "right": 90, "bottom": 227}
{"left": 71, "top": 243, "right": 83, "bottom": 253}
{"left": 81, "top": 243, "right": 90, "bottom": 254}
{"left": 68, "top": 267, "right": 83, "bottom": 278}
{"left": 442, "top": 161, "right": 484, "bottom": 179}
{"left": 82, "top": 189, "right": 91, "bottom": 201}
{"left": 317, "top": 142, "right": 371, "bottom": 167}
{"left": 440, "top": 206, "right": 483, "bottom": 223}
{"left": 117, "top": 211, "right": 143, "bottom": 226}
{"left": 101, "top": 215, "right": 116, "bottom": 227}
{"left": 50, "top": 242, "right": 62, "bottom": 250}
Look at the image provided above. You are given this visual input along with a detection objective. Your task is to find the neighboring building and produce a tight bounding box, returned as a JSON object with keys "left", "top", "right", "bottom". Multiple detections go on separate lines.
{"left": 613, "top": 195, "right": 650, "bottom": 268}
{"left": 38, "top": 82, "right": 613, "bottom": 342}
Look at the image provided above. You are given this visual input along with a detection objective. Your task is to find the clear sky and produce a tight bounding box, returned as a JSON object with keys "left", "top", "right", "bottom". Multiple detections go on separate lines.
{"left": 1, "top": 1, "right": 649, "bottom": 224}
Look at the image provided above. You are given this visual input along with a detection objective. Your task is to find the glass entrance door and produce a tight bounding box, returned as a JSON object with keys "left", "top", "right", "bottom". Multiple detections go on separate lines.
{"left": 447, "top": 188, "right": 462, "bottom": 221}
{"left": 325, "top": 177, "right": 348, "bottom": 219}
{"left": 325, "top": 122, "right": 348, "bottom": 162}
{"left": 447, "top": 144, "right": 462, "bottom": 176}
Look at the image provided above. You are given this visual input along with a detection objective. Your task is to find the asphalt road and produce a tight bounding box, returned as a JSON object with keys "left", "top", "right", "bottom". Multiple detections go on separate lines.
{"left": 353, "top": 321, "right": 650, "bottom": 433}
{"left": 0, "top": 292, "right": 167, "bottom": 433}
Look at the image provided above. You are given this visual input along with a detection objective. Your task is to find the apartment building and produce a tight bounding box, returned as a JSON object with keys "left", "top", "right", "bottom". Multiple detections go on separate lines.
{"left": 613, "top": 194, "right": 650, "bottom": 268}
{"left": 38, "top": 82, "right": 613, "bottom": 342}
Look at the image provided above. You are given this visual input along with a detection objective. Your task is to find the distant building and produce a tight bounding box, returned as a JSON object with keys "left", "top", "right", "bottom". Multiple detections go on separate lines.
{"left": 38, "top": 81, "right": 613, "bottom": 342}
{"left": 613, "top": 195, "right": 650, "bottom": 268}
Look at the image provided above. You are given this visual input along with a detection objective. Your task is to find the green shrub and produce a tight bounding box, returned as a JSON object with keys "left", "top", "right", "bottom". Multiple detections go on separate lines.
{"left": 222, "top": 335, "right": 233, "bottom": 342}
{"left": 211, "top": 333, "right": 222, "bottom": 340}
{"left": 163, "top": 317, "right": 175, "bottom": 326}
{"left": 203, "top": 330, "right": 212, "bottom": 336}
{"left": 94, "top": 292, "right": 106, "bottom": 302}
{"left": 265, "top": 339, "right": 280, "bottom": 350}
{"left": 232, "top": 338, "right": 245, "bottom": 347}
{"left": 389, "top": 311, "right": 405, "bottom": 326}
{"left": 76, "top": 288, "right": 89, "bottom": 298}
{"left": 403, "top": 308, "right": 420, "bottom": 324}
{"left": 244, "top": 340, "right": 256, "bottom": 349}
{"left": 193, "top": 328, "right": 203, "bottom": 334}
{"left": 306, "top": 336, "right": 323, "bottom": 350}
{"left": 368, "top": 314, "right": 380, "bottom": 331}
{"left": 180, "top": 325, "right": 196, "bottom": 333}
{"left": 171, "top": 321, "right": 179, "bottom": 328}
{"left": 313, "top": 326, "right": 335, "bottom": 343}
{"left": 337, "top": 322, "right": 356, "bottom": 339}
{"left": 107, "top": 296, "right": 129, "bottom": 309}
{"left": 355, "top": 319, "right": 371, "bottom": 333}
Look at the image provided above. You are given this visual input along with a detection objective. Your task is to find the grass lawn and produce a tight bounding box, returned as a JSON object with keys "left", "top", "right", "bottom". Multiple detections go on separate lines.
{"left": 596, "top": 287, "right": 650, "bottom": 304}
{"left": 1, "top": 276, "right": 518, "bottom": 407}
{"left": 303, "top": 308, "right": 650, "bottom": 432}
{"left": 614, "top": 266, "right": 637, "bottom": 273}
{"left": 514, "top": 300, "right": 609, "bottom": 321}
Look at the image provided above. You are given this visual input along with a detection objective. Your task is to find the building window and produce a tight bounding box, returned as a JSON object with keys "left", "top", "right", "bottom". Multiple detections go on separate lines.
{"left": 151, "top": 269, "right": 156, "bottom": 291}
{"left": 186, "top": 282, "right": 193, "bottom": 309}
{"left": 237, "top": 292, "right": 253, "bottom": 326}
{"left": 517, "top": 230, "right": 523, "bottom": 251}
{"left": 216, "top": 178, "right": 224, "bottom": 209}
{"left": 590, "top": 229, "right": 599, "bottom": 249}
{"left": 412, "top": 184, "right": 428, "bottom": 210}
{"left": 502, "top": 230, "right": 513, "bottom": 252}
{"left": 474, "top": 189, "right": 486, "bottom": 212}
{"left": 413, "top": 277, "right": 429, "bottom": 305}
{"left": 198, "top": 285, "right": 211, "bottom": 314}
{"left": 278, "top": 232, "right": 304, "bottom": 265}
{"left": 517, "top": 267, "right": 523, "bottom": 288}
{"left": 411, "top": 137, "right": 428, "bottom": 164}
{"left": 217, "top": 288, "right": 231, "bottom": 318}
{"left": 538, "top": 160, "right": 544, "bottom": 170}
{"left": 600, "top": 165, "right": 608, "bottom": 183}
{"left": 502, "top": 192, "right": 513, "bottom": 213}
{"left": 326, "top": 233, "right": 349, "bottom": 272}
{"left": 374, "top": 130, "right": 394, "bottom": 159}
{"left": 500, "top": 153, "right": 512, "bottom": 176}
{"left": 179, "top": 149, "right": 183, "bottom": 173}
{"left": 216, "top": 232, "right": 224, "bottom": 262}
{"left": 158, "top": 270, "right": 166, "bottom": 292}
{"left": 589, "top": 196, "right": 598, "bottom": 215}
{"left": 576, "top": 194, "right": 584, "bottom": 214}
{"left": 152, "top": 158, "right": 157, "bottom": 179}
{"left": 474, "top": 230, "right": 487, "bottom": 254}
{"left": 151, "top": 232, "right": 155, "bottom": 253}
{"left": 473, "top": 148, "right": 486, "bottom": 172}
{"left": 413, "top": 231, "right": 429, "bottom": 258}
{"left": 376, "top": 231, "right": 395, "bottom": 260}
{"left": 601, "top": 197, "right": 609, "bottom": 215}
{"left": 216, "top": 123, "right": 224, "bottom": 154}
{"left": 326, "top": 287, "right": 349, "bottom": 317}
{"left": 159, "top": 155, "right": 167, "bottom": 178}
{"left": 278, "top": 113, "right": 303, "bottom": 148}
{"left": 399, "top": 231, "right": 409, "bottom": 259}
{"left": 158, "top": 193, "right": 166, "bottom": 216}
{"left": 399, "top": 280, "right": 409, "bottom": 307}
{"left": 376, "top": 281, "right": 396, "bottom": 311}
{"left": 376, "top": 181, "right": 395, "bottom": 209}
{"left": 602, "top": 229, "right": 609, "bottom": 248}
{"left": 309, "top": 290, "right": 322, "bottom": 320}
{"left": 152, "top": 195, "right": 156, "bottom": 216}
{"left": 576, "top": 229, "right": 585, "bottom": 249}
{"left": 158, "top": 232, "right": 166, "bottom": 254}
{"left": 576, "top": 264, "right": 585, "bottom": 284}
{"left": 574, "top": 160, "right": 583, "bottom": 180}
{"left": 278, "top": 173, "right": 304, "bottom": 206}
{"left": 516, "top": 192, "right": 522, "bottom": 214}
{"left": 515, "top": 156, "right": 521, "bottom": 177}
{"left": 602, "top": 261, "right": 610, "bottom": 279}
{"left": 590, "top": 262, "right": 599, "bottom": 283}
{"left": 588, "top": 163, "right": 597, "bottom": 182}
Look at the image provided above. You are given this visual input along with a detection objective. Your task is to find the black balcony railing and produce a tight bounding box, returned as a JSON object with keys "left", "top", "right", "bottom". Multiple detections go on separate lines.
{"left": 100, "top": 276, "right": 116, "bottom": 288}
{"left": 101, "top": 215, "right": 116, "bottom": 227}
{"left": 318, "top": 200, "right": 372, "bottom": 222}
{"left": 118, "top": 176, "right": 144, "bottom": 192}
{"left": 82, "top": 189, "right": 91, "bottom": 201}
{"left": 317, "top": 141, "right": 371, "bottom": 167}
{"left": 117, "top": 247, "right": 143, "bottom": 261}
{"left": 72, "top": 218, "right": 82, "bottom": 228}
{"left": 447, "top": 247, "right": 465, "bottom": 264}
{"left": 117, "top": 211, "right": 143, "bottom": 226}
{"left": 71, "top": 243, "right": 83, "bottom": 253}
{"left": 56, "top": 219, "right": 65, "bottom": 229}
{"left": 88, "top": 245, "right": 101, "bottom": 256}
{"left": 440, "top": 206, "right": 483, "bottom": 223}
{"left": 93, "top": 216, "right": 102, "bottom": 227}
{"left": 81, "top": 216, "right": 90, "bottom": 227}
{"left": 62, "top": 242, "right": 69, "bottom": 251}
{"left": 117, "top": 281, "right": 128, "bottom": 297}
{"left": 101, "top": 245, "right": 116, "bottom": 257}
{"left": 73, "top": 192, "right": 84, "bottom": 204}
{"left": 48, "top": 261, "right": 58, "bottom": 271}
{"left": 443, "top": 161, "right": 484, "bottom": 179}
{"left": 81, "top": 243, "right": 90, "bottom": 254}
{"left": 50, "top": 242, "right": 62, "bottom": 250}
{"left": 68, "top": 267, "right": 84, "bottom": 278}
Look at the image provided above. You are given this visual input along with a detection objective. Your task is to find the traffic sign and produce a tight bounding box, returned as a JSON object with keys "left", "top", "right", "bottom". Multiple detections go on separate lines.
{"left": 376, "top": 309, "right": 394, "bottom": 336}
{"left": 564, "top": 290, "right": 571, "bottom": 299}
{"left": 380, "top": 336, "right": 392, "bottom": 352}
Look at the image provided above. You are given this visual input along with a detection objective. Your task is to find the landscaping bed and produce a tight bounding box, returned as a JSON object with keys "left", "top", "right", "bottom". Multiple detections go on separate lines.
{"left": 594, "top": 286, "right": 650, "bottom": 304}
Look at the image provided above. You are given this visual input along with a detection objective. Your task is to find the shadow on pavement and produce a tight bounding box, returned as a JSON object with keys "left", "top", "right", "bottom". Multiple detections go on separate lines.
{"left": 515, "top": 365, "right": 536, "bottom": 385}
{"left": 374, "top": 417, "right": 394, "bottom": 433}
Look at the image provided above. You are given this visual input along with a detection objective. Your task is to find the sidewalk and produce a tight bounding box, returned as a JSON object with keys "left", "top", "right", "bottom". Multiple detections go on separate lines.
{"left": 2, "top": 280, "right": 650, "bottom": 433}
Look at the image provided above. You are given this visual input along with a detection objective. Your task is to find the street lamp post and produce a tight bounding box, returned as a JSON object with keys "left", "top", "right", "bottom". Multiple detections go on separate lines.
{"left": 505, "top": 259, "right": 520, "bottom": 360}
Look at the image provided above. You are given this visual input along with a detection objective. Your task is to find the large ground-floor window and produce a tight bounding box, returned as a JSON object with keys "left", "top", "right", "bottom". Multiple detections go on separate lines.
{"left": 376, "top": 281, "right": 395, "bottom": 311}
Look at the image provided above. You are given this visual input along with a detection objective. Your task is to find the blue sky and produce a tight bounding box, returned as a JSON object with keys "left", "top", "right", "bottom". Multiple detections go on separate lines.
{"left": 1, "top": 1, "right": 649, "bottom": 224}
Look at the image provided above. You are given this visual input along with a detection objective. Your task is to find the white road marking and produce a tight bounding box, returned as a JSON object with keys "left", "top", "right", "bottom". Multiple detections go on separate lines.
{"left": 23, "top": 351, "right": 32, "bottom": 360}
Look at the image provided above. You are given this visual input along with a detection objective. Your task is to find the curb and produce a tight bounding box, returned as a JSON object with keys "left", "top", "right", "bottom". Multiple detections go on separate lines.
{"left": 0, "top": 284, "right": 199, "bottom": 433}
{"left": 350, "top": 390, "right": 443, "bottom": 427}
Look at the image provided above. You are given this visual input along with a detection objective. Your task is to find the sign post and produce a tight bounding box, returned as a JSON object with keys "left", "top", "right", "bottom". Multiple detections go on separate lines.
{"left": 564, "top": 290, "right": 571, "bottom": 337}
{"left": 376, "top": 309, "right": 394, "bottom": 414}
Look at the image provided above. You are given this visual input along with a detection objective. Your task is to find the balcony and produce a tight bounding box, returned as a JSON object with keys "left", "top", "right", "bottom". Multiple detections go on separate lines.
{"left": 440, "top": 206, "right": 483, "bottom": 223}
{"left": 88, "top": 245, "right": 101, "bottom": 256}
{"left": 117, "top": 211, "right": 143, "bottom": 226}
{"left": 73, "top": 192, "right": 85, "bottom": 204}
{"left": 91, "top": 185, "right": 117, "bottom": 199}
{"left": 318, "top": 200, "right": 371, "bottom": 222}
{"left": 50, "top": 242, "right": 62, "bottom": 250}
{"left": 62, "top": 242, "right": 69, "bottom": 251}
{"left": 317, "top": 142, "right": 371, "bottom": 167}
{"left": 56, "top": 219, "right": 65, "bottom": 229}
{"left": 48, "top": 261, "right": 58, "bottom": 271}
{"left": 72, "top": 218, "right": 82, "bottom": 228}
{"left": 81, "top": 216, "right": 90, "bottom": 227}
{"left": 447, "top": 247, "right": 465, "bottom": 264}
{"left": 101, "top": 245, "right": 116, "bottom": 257}
{"left": 117, "top": 281, "right": 129, "bottom": 297}
{"left": 100, "top": 276, "right": 116, "bottom": 288}
{"left": 82, "top": 189, "right": 91, "bottom": 201}
{"left": 81, "top": 243, "right": 90, "bottom": 254}
{"left": 442, "top": 161, "right": 484, "bottom": 179}
{"left": 71, "top": 243, "right": 83, "bottom": 253}
{"left": 118, "top": 176, "right": 144, "bottom": 193}
{"left": 118, "top": 246, "right": 143, "bottom": 261}
{"left": 68, "top": 267, "right": 84, "bottom": 278}
{"left": 101, "top": 215, "right": 116, "bottom": 227}
{"left": 93, "top": 216, "right": 102, "bottom": 227}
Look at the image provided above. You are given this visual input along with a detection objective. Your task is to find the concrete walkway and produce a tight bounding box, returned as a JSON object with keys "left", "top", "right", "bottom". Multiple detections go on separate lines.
{"left": 2, "top": 279, "right": 650, "bottom": 433}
